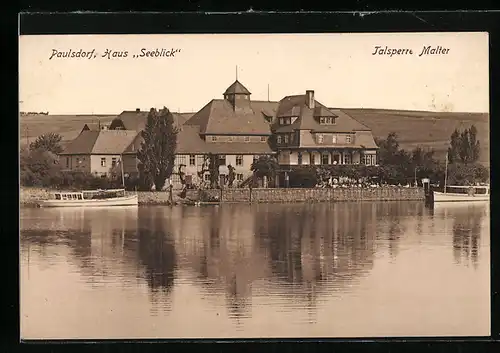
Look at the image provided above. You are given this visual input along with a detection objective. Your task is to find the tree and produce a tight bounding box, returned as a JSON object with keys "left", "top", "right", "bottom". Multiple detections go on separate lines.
{"left": 448, "top": 125, "right": 481, "bottom": 164}
{"left": 251, "top": 155, "right": 279, "bottom": 186}
{"left": 137, "top": 107, "right": 178, "bottom": 191}
{"left": 29, "top": 132, "right": 63, "bottom": 154}
{"left": 375, "top": 132, "right": 400, "bottom": 165}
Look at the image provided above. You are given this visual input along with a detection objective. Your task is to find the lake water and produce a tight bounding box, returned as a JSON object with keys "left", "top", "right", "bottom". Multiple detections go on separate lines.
{"left": 20, "top": 201, "right": 490, "bottom": 339}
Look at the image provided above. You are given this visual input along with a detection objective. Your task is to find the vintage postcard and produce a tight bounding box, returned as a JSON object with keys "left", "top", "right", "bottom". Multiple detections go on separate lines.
{"left": 19, "top": 32, "right": 490, "bottom": 339}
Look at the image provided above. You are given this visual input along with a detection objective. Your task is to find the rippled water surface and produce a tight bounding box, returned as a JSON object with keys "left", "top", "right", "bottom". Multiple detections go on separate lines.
{"left": 20, "top": 202, "right": 490, "bottom": 339}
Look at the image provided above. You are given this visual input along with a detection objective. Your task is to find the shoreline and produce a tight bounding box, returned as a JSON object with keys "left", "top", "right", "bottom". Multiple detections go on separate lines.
{"left": 19, "top": 186, "right": 425, "bottom": 207}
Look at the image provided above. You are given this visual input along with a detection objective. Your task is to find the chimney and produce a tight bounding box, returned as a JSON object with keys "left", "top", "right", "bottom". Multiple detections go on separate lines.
{"left": 136, "top": 108, "right": 140, "bottom": 112}
{"left": 306, "top": 90, "right": 315, "bottom": 109}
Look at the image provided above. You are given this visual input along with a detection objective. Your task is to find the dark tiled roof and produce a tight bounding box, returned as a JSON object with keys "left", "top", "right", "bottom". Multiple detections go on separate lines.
{"left": 274, "top": 95, "right": 371, "bottom": 133}
{"left": 224, "top": 80, "right": 251, "bottom": 95}
{"left": 353, "top": 130, "right": 379, "bottom": 149}
{"left": 184, "top": 99, "right": 277, "bottom": 135}
{"left": 110, "top": 110, "right": 192, "bottom": 132}
{"left": 59, "top": 130, "right": 100, "bottom": 155}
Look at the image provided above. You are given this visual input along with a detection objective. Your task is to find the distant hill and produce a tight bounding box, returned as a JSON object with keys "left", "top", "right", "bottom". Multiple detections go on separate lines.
{"left": 19, "top": 109, "right": 490, "bottom": 166}
{"left": 19, "top": 114, "right": 116, "bottom": 148}
{"left": 341, "top": 109, "right": 490, "bottom": 166}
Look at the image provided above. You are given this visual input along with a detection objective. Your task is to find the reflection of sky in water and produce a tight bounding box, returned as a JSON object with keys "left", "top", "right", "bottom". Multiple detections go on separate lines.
{"left": 20, "top": 202, "right": 490, "bottom": 339}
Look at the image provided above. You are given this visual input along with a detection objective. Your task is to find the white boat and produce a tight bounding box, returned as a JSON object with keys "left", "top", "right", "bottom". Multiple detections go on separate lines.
{"left": 38, "top": 189, "right": 138, "bottom": 208}
{"left": 433, "top": 185, "right": 490, "bottom": 203}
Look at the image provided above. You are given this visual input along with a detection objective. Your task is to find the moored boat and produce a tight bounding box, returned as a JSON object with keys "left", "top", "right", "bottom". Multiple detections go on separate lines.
{"left": 38, "top": 189, "right": 138, "bottom": 208}
{"left": 433, "top": 185, "right": 490, "bottom": 203}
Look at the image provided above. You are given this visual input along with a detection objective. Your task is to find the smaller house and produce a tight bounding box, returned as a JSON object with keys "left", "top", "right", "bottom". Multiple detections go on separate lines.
{"left": 59, "top": 130, "right": 139, "bottom": 177}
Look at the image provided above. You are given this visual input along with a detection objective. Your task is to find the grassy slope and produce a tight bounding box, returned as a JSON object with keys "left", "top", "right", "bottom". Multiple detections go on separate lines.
{"left": 343, "top": 109, "right": 490, "bottom": 165}
{"left": 20, "top": 109, "right": 490, "bottom": 165}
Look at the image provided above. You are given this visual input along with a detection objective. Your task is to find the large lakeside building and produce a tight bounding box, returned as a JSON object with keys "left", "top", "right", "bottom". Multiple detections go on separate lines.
{"left": 60, "top": 80, "right": 379, "bottom": 188}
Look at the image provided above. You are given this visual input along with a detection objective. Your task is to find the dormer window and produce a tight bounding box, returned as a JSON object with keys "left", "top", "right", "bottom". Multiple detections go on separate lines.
{"left": 279, "top": 117, "right": 292, "bottom": 125}
{"left": 277, "top": 135, "right": 282, "bottom": 144}
{"left": 291, "top": 116, "right": 298, "bottom": 124}
{"left": 284, "top": 135, "right": 289, "bottom": 143}
{"left": 211, "top": 136, "right": 217, "bottom": 142}
{"left": 346, "top": 135, "right": 352, "bottom": 143}
{"left": 317, "top": 134, "right": 324, "bottom": 144}
{"left": 319, "top": 117, "right": 336, "bottom": 125}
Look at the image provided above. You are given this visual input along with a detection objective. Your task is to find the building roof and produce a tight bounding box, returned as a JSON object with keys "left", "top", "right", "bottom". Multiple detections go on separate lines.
{"left": 274, "top": 94, "right": 371, "bottom": 133}
{"left": 59, "top": 130, "right": 100, "bottom": 155}
{"left": 109, "top": 110, "right": 193, "bottom": 132}
{"left": 183, "top": 99, "right": 277, "bottom": 135}
{"left": 123, "top": 124, "right": 274, "bottom": 155}
{"left": 60, "top": 130, "right": 139, "bottom": 155}
{"left": 224, "top": 80, "right": 251, "bottom": 95}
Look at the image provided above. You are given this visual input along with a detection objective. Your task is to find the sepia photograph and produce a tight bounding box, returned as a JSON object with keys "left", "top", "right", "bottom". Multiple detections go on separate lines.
{"left": 19, "top": 32, "right": 490, "bottom": 339}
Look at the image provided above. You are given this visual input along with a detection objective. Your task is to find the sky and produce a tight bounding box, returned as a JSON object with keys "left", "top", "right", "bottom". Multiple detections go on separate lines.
{"left": 19, "top": 32, "right": 489, "bottom": 114}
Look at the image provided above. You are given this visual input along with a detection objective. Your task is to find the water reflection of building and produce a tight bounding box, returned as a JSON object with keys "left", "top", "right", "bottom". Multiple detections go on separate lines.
{"left": 168, "top": 205, "right": 270, "bottom": 320}
{"left": 433, "top": 204, "right": 488, "bottom": 268}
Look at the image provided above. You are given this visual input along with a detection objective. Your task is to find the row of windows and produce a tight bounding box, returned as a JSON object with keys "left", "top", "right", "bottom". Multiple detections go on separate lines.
{"left": 278, "top": 117, "right": 298, "bottom": 125}
{"left": 100, "top": 157, "right": 120, "bottom": 168}
{"left": 293, "top": 152, "right": 374, "bottom": 165}
{"left": 210, "top": 136, "right": 267, "bottom": 142}
{"left": 319, "top": 117, "right": 336, "bottom": 125}
{"left": 316, "top": 134, "right": 352, "bottom": 144}
{"left": 176, "top": 154, "right": 260, "bottom": 167}
{"left": 277, "top": 133, "right": 295, "bottom": 144}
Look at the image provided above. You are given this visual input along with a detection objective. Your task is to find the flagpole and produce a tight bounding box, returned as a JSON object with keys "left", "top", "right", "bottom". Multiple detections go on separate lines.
{"left": 444, "top": 152, "right": 448, "bottom": 194}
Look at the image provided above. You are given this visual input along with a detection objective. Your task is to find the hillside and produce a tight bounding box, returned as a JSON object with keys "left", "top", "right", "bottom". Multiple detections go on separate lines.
{"left": 19, "top": 109, "right": 490, "bottom": 165}
{"left": 342, "top": 109, "right": 490, "bottom": 166}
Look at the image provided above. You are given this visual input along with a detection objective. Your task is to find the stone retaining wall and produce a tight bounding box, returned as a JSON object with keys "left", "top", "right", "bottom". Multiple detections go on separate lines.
{"left": 201, "top": 187, "right": 424, "bottom": 203}
{"left": 20, "top": 186, "right": 424, "bottom": 206}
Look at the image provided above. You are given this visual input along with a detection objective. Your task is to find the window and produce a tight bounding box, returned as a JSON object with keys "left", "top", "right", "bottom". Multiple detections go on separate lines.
{"left": 344, "top": 152, "right": 352, "bottom": 164}
{"left": 291, "top": 116, "right": 298, "bottom": 124}
{"left": 277, "top": 135, "right": 282, "bottom": 144}
{"left": 236, "top": 155, "right": 243, "bottom": 166}
{"left": 204, "top": 173, "right": 211, "bottom": 181}
{"left": 55, "top": 194, "right": 61, "bottom": 200}
{"left": 290, "top": 133, "right": 294, "bottom": 143}
{"left": 66, "top": 157, "right": 69, "bottom": 168}
{"left": 211, "top": 136, "right": 217, "bottom": 142}
{"left": 189, "top": 155, "right": 196, "bottom": 166}
{"left": 218, "top": 155, "right": 226, "bottom": 166}
{"left": 112, "top": 158, "right": 117, "bottom": 167}
{"left": 77, "top": 194, "right": 83, "bottom": 200}
{"left": 279, "top": 118, "right": 284, "bottom": 125}
{"left": 321, "top": 154, "right": 329, "bottom": 165}
{"left": 332, "top": 135, "right": 337, "bottom": 144}
{"left": 364, "top": 154, "right": 376, "bottom": 166}
{"left": 260, "top": 136, "right": 266, "bottom": 142}
{"left": 310, "top": 154, "right": 316, "bottom": 165}
{"left": 320, "top": 117, "right": 325, "bottom": 124}
{"left": 228, "top": 136, "right": 233, "bottom": 142}
{"left": 297, "top": 153, "right": 302, "bottom": 165}
{"left": 197, "top": 155, "right": 206, "bottom": 165}
{"left": 176, "top": 155, "right": 187, "bottom": 165}
{"left": 284, "top": 135, "right": 289, "bottom": 143}
{"left": 244, "top": 136, "right": 250, "bottom": 142}
{"left": 101, "top": 173, "right": 107, "bottom": 178}
{"left": 237, "top": 173, "right": 244, "bottom": 181}
{"left": 346, "top": 135, "right": 352, "bottom": 143}
{"left": 317, "top": 134, "right": 324, "bottom": 144}
{"left": 76, "top": 157, "right": 80, "bottom": 167}
{"left": 100, "top": 157, "right": 106, "bottom": 167}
